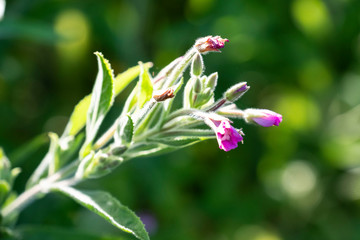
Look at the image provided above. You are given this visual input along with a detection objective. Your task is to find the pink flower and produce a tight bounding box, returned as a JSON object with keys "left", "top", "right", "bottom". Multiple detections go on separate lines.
{"left": 195, "top": 36, "right": 229, "bottom": 54}
{"left": 244, "top": 109, "right": 282, "bottom": 127}
{"left": 204, "top": 116, "right": 243, "bottom": 151}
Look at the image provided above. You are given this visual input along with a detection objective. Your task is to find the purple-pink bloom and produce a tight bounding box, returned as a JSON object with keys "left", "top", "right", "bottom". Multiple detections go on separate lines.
{"left": 195, "top": 36, "right": 229, "bottom": 53}
{"left": 205, "top": 117, "right": 243, "bottom": 152}
{"left": 244, "top": 109, "right": 282, "bottom": 127}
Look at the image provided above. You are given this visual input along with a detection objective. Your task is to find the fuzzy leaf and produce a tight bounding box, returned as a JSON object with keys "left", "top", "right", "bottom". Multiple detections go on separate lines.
{"left": 115, "top": 115, "right": 134, "bottom": 146}
{"left": 63, "top": 62, "right": 151, "bottom": 137}
{"left": 85, "top": 52, "right": 115, "bottom": 143}
{"left": 138, "top": 62, "right": 153, "bottom": 108}
{"left": 53, "top": 186, "right": 149, "bottom": 240}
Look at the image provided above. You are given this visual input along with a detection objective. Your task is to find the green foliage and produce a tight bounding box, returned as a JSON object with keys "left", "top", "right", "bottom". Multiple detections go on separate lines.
{"left": 63, "top": 62, "right": 151, "bottom": 138}
{"left": 138, "top": 63, "right": 153, "bottom": 109}
{"left": 2, "top": 0, "right": 360, "bottom": 239}
{"left": 82, "top": 52, "right": 115, "bottom": 154}
{"left": 54, "top": 186, "right": 149, "bottom": 240}
{"left": 115, "top": 115, "right": 134, "bottom": 146}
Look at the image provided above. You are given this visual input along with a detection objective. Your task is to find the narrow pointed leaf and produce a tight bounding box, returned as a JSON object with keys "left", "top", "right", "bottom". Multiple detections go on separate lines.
{"left": 138, "top": 63, "right": 153, "bottom": 108}
{"left": 115, "top": 115, "right": 134, "bottom": 146}
{"left": 85, "top": 52, "right": 115, "bottom": 143}
{"left": 53, "top": 186, "right": 149, "bottom": 240}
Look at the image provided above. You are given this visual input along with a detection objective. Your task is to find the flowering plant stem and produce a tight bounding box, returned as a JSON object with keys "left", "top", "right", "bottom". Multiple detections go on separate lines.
{"left": 1, "top": 160, "right": 79, "bottom": 219}
{"left": 0, "top": 36, "right": 282, "bottom": 240}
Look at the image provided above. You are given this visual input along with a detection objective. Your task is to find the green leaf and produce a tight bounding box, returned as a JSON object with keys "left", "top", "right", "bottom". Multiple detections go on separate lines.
{"left": 85, "top": 52, "right": 115, "bottom": 143}
{"left": 138, "top": 62, "right": 153, "bottom": 108}
{"left": 115, "top": 115, "right": 134, "bottom": 146}
{"left": 66, "top": 94, "right": 92, "bottom": 136}
{"left": 115, "top": 62, "right": 152, "bottom": 96}
{"left": 63, "top": 62, "right": 152, "bottom": 137}
{"left": 121, "top": 83, "right": 139, "bottom": 115}
{"left": 53, "top": 186, "right": 149, "bottom": 240}
{"left": 26, "top": 133, "right": 61, "bottom": 189}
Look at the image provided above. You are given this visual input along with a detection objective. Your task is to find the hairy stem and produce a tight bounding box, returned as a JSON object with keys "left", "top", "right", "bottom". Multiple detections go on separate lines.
{"left": 1, "top": 160, "right": 79, "bottom": 221}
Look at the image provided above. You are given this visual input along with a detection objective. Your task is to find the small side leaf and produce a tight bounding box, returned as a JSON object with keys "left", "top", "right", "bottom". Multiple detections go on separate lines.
{"left": 85, "top": 52, "right": 115, "bottom": 143}
{"left": 115, "top": 115, "right": 134, "bottom": 146}
{"left": 138, "top": 62, "right": 153, "bottom": 108}
{"left": 53, "top": 186, "right": 149, "bottom": 240}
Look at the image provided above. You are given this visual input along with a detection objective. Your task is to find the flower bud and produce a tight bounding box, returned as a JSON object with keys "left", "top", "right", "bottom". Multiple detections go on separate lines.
{"left": 243, "top": 109, "right": 282, "bottom": 127}
{"left": 206, "top": 72, "right": 218, "bottom": 91}
{"left": 79, "top": 151, "right": 124, "bottom": 179}
{"left": 195, "top": 36, "right": 229, "bottom": 54}
{"left": 193, "top": 88, "right": 213, "bottom": 108}
{"left": 110, "top": 145, "right": 127, "bottom": 156}
{"left": 224, "top": 82, "right": 249, "bottom": 102}
{"left": 191, "top": 53, "right": 204, "bottom": 77}
{"left": 193, "top": 77, "right": 202, "bottom": 94}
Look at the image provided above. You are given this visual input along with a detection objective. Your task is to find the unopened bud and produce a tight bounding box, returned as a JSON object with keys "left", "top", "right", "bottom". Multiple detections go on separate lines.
{"left": 244, "top": 109, "right": 282, "bottom": 127}
{"left": 191, "top": 53, "right": 204, "bottom": 77}
{"left": 193, "top": 77, "right": 202, "bottom": 94}
{"left": 81, "top": 151, "right": 124, "bottom": 179}
{"left": 206, "top": 72, "right": 218, "bottom": 90}
{"left": 110, "top": 145, "right": 127, "bottom": 156}
{"left": 224, "top": 82, "right": 249, "bottom": 102}
{"left": 195, "top": 36, "right": 229, "bottom": 54}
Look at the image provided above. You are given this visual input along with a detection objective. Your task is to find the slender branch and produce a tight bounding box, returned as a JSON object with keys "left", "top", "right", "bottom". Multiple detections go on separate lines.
{"left": 93, "top": 120, "right": 118, "bottom": 150}
{"left": 1, "top": 160, "right": 79, "bottom": 220}
{"left": 1, "top": 184, "right": 43, "bottom": 219}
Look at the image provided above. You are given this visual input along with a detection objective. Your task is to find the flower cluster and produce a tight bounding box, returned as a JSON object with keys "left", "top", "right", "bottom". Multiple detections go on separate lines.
{"left": 0, "top": 35, "right": 283, "bottom": 240}
{"left": 154, "top": 35, "right": 283, "bottom": 152}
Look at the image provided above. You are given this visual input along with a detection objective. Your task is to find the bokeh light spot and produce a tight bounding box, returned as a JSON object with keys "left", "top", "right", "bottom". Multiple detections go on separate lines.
{"left": 274, "top": 90, "right": 320, "bottom": 131}
{"left": 54, "top": 9, "right": 90, "bottom": 61}
{"left": 234, "top": 225, "right": 282, "bottom": 240}
{"left": 227, "top": 34, "right": 256, "bottom": 63}
{"left": 281, "top": 160, "right": 317, "bottom": 199}
{"left": 292, "top": 0, "right": 332, "bottom": 38}
{"left": 298, "top": 59, "right": 332, "bottom": 92}
{"left": 340, "top": 74, "right": 360, "bottom": 107}
{"left": 338, "top": 168, "right": 360, "bottom": 201}
{"left": 322, "top": 105, "right": 360, "bottom": 168}
{"left": 187, "top": 0, "right": 215, "bottom": 16}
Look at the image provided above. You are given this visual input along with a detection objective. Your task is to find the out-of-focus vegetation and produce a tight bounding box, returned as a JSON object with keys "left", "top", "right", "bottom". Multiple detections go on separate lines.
{"left": 1, "top": 0, "right": 360, "bottom": 239}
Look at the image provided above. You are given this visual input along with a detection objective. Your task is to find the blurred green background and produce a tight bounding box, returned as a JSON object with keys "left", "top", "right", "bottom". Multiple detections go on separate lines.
{"left": 1, "top": 0, "right": 360, "bottom": 239}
